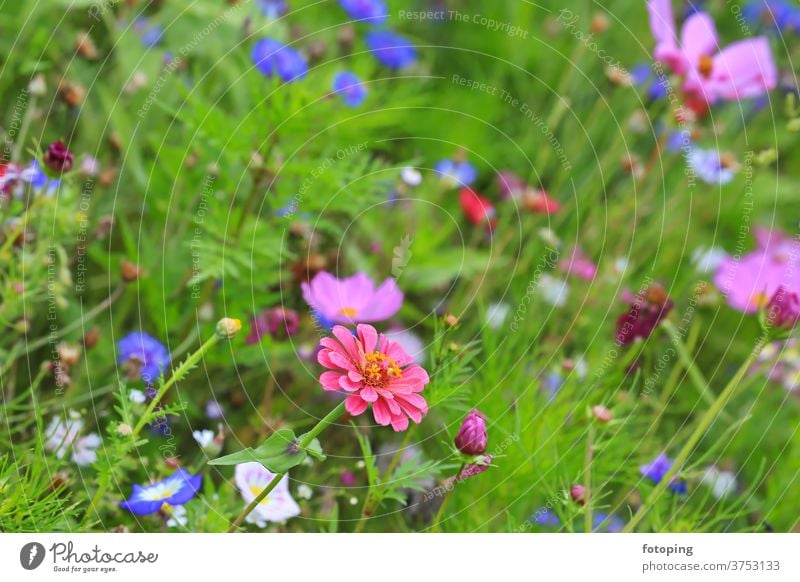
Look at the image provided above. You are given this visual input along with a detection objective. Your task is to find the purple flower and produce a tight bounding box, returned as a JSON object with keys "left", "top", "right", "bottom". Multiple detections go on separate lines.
{"left": 640, "top": 453, "right": 686, "bottom": 495}
{"left": 615, "top": 283, "right": 673, "bottom": 346}
{"left": 117, "top": 332, "right": 171, "bottom": 384}
{"left": 531, "top": 507, "right": 560, "bottom": 527}
{"left": 458, "top": 454, "right": 492, "bottom": 480}
{"left": 205, "top": 399, "right": 224, "bottom": 420}
{"left": 744, "top": 1, "right": 800, "bottom": 33}
{"left": 765, "top": 286, "right": 800, "bottom": 331}
{"left": 120, "top": 468, "right": 202, "bottom": 515}
{"left": 332, "top": 71, "right": 367, "bottom": 107}
{"left": 257, "top": 0, "right": 288, "bottom": 19}
{"left": 593, "top": 512, "right": 625, "bottom": 532}
{"left": 434, "top": 159, "right": 477, "bottom": 188}
{"left": 339, "top": 0, "right": 388, "bottom": 24}
{"left": 454, "top": 409, "right": 488, "bottom": 455}
{"left": 43, "top": 141, "right": 74, "bottom": 173}
{"left": 301, "top": 271, "right": 403, "bottom": 325}
{"left": 134, "top": 17, "right": 164, "bottom": 48}
{"left": 365, "top": 30, "right": 417, "bottom": 70}
{"left": 251, "top": 38, "right": 308, "bottom": 82}
{"left": 246, "top": 307, "right": 300, "bottom": 343}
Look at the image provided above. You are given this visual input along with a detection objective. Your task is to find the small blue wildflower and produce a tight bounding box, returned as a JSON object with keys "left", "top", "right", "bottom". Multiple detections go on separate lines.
{"left": 339, "top": 0, "right": 388, "bottom": 24}
{"left": 687, "top": 148, "right": 736, "bottom": 185}
{"left": 251, "top": 38, "right": 308, "bottom": 82}
{"left": 592, "top": 512, "right": 625, "bottom": 533}
{"left": 365, "top": 30, "right": 417, "bottom": 70}
{"left": 630, "top": 62, "right": 668, "bottom": 100}
{"left": 134, "top": 17, "right": 164, "bottom": 48}
{"left": 433, "top": 159, "right": 477, "bottom": 188}
{"left": 541, "top": 372, "right": 564, "bottom": 400}
{"left": 530, "top": 507, "right": 561, "bottom": 527}
{"left": 118, "top": 332, "right": 171, "bottom": 384}
{"left": 744, "top": 1, "right": 800, "bottom": 33}
{"left": 310, "top": 309, "right": 335, "bottom": 331}
{"left": 640, "top": 453, "right": 687, "bottom": 495}
{"left": 666, "top": 130, "right": 691, "bottom": 153}
{"left": 257, "top": 0, "right": 288, "bottom": 19}
{"left": 120, "top": 468, "right": 202, "bottom": 515}
{"left": 332, "top": 71, "right": 367, "bottom": 107}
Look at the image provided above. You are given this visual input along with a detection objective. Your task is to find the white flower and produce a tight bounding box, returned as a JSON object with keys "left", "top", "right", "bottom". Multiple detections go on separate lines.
{"left": 235, "top": 462, "right": 301, "bottom": 526}
{"left": 486, "top": 302, "right": 510, "bottom": 330}
{"left": 401, "top": 167, "right": 422, "bottom": 186}
{"left": 537, "top": 228, "right": 561, "bottom": 248}
{"left": 166, "top": 505, "right": 188, "bottom": 528}
{"left": 193, "top": 429, "right": 215, "bottom": 448}
{"left": 613, "top": 257, "right": 629, "bottom": 275}
{"left": 383, "top": 327, "right": 426, "bottom": 364}
{"left": 692, "top": 246, "right": 727, "bottom": 274}
{"left": 538, "top": 274, "right": 569, "bottom": 307}
{"left": 702, "top": 466, "right": 738, "bottom": 498}
{"left": 296, "top": 484, "right": 313, "bottom": 500}
{"left": 129, "top": 389, "right": 146, "bottom": 404}
{"left": 44, "top": 412, "right": 100, "bottom": 466}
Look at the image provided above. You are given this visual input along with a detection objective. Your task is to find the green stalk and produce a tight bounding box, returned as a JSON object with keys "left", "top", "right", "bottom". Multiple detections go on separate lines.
{"left": 226, "top": 401, "right": 346, "bottom": 533}
{"left": 661, "top": 319, "right": 715, "bottom": 407}
{"left": 623, "top": 334, "right": 768, "bottom": 532}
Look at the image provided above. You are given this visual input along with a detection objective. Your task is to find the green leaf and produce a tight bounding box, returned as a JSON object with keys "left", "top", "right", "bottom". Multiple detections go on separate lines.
{"left": 208, "top": 429, "right": 307, "bottom": 473}
{"left": 299, "top": 435, "right": 326, "bottom": 462}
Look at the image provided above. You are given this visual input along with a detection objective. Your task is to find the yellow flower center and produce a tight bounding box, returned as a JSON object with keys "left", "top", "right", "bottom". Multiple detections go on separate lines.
{"left": 698, "top": 55, "right": 714, "bottom": 78}
{"left": 338, "top": 307, "right": 358, "bottom": 317}
{"left": 363, "top": 351, "right": 402, "bottom": 387}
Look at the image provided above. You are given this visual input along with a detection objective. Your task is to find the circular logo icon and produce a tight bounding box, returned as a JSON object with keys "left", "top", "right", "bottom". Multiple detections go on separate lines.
{"left": 19, "top": 542, "right": 46, "bottom": 570}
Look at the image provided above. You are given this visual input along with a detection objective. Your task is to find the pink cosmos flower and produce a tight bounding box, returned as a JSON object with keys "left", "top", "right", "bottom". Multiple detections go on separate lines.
{"left": 714, "top": 228, "right": 800, "bottom": 313}
{"left": 559, "top": 246, "right": 597, "bottom": 281}
{"left": 302, "top": 271, "right": 403, "bottom": 325}
{"left": 318, "top": 324, "right": 429, "bottom": 431}
{"left": 647, "top": 0, "right": 776, "bottom": 104}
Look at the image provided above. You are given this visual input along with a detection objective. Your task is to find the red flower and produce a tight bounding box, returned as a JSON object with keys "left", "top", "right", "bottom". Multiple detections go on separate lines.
{"left": 459, "top": 188, "right": 496, "bottom": 228}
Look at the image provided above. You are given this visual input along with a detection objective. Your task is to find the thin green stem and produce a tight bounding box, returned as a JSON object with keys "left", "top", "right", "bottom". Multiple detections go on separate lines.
{"left": 226, "top": 401, "right": 346, "bottom": 533}
{"left": 583, "top": 424, "right": 595, "bottom": 533}
{"left": 431, "top": 463, "right": 466, "bottom": 532}
{"left": 623, "top": 335, "right": 768, "bottom": 532}
{"left": 132, "top": 334, "right": 220, "bottom": 438}
{"left": 661, "top": 319, "right": 715, "bottom": 407}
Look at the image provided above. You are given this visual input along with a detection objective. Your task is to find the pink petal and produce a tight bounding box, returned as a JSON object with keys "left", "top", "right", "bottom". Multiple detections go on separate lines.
{"left": 390, "top": 414, "right": 409, "bottom": 432}
{"left": 360, "top": 386, "right": 378, "bottom": 402}
{"left": 345, "top": 394, "right": 368, "bottom": 416}
{"left": 332, "top": 326, "right": 360, "bottom": 360}
{"left": 372, "top": 399, "right": 392, "bottom": 426}
{"left": 339, "top": 375, "right": 362, "bottom": 392}
{"left": 710, "top": 37, "right": 777, "bottom": 100}
{"left": 680, "top": 12, "right": 718, "bottom": 65}
{"left": 320, "top": 371, "right": 344, "bottom": 391}
{"left": 356, "top": 324, "right": 378, "bottom": 353}
{"left": 647, "top": 0, "right": 676, "bottom": 48}
{"left": 357, "top": 278, "right": 403, "bottom": 322}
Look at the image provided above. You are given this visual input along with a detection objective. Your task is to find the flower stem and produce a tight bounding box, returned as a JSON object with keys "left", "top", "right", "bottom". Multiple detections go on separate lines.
{"left": 623, "top": 334, "right": 768, "bottom": 532}
{"left": 583, "top": 424, "right": 595, "bottom": 533}
{"left": 431, "top": 463, "right": 466, "bottom": 532}
{"left": 661, "top": 319, "right": 715, "bottom": 407}
{"left": 132, "top": 333, "right": 220, "bottom": 438}
{"left": 226, "top": 401, "right": 346, "bottom": 533}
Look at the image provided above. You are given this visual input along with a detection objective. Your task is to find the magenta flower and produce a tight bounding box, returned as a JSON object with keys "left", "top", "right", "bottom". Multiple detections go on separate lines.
{"left": 454, "top": 409, "right": 488, "bottom": 455}
{"left": 318, "top": 324, "right": 429, "bottom": 431}
{"left": 246, "top": 306, "right": 299, "bottom": 344}
{"left": 714, "top": 228, "right": 800, "bottom": 313}
{"left": 301, "top": 271, "right": 403, "bottom": 325}
{"left": 765, "top": 287, "right": 800, "bottom": 331}
{"left": 559, "top": 246, "right": 597, "bottom": 281}
{"left": 647, "top": 0, "right": 776, "bottom": 104}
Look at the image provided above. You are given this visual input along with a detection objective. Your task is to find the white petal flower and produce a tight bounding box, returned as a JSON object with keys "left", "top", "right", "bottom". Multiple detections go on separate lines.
{"left": 235, "top": 462, "right": 301, "bottom": 525}
{"left": 538, "top": 274, "right": 569, "bottom": 307}
{"left": 486, "top": 302, "right": 510, "bottom": 330}
{"left": 702, "top": 466, "right": 738, "bottom": 498}
{"left": 129, "top": 389, "right": 146, "bottom": 404}
{"left": 192, "top": 429, "right": 215, "bottom": 448}
{"left": 401, "top": 167, "right": 422, "bottom": 186}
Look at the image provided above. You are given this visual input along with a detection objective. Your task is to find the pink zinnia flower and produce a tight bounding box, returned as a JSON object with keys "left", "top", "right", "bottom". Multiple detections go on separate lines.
{"left": 559, "top": 246, "right": 597, "bottom": 281}
{"left": 647, "top": 0, "right": 776, "bottom": 104}
{"left": 302, "top": 271, "right": 403, "bottom": 325}
{"left": 714, "top": 228, "right": 800, "bottom": 313}
{"left": 318, "top": 324, "right": 429, "bottom": 431}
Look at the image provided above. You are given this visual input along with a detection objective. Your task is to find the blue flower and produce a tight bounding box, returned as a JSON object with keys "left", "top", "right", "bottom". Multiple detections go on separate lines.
{"left": 530, "top": 507, "right": 560, "bottom": 527}
{"left": 665, "top": 130, "right": 691, "bottom": 153}
{"left": 592, "top": 512, "right": 625, "bottom": 532}
{"left": 134, "top": 17, "right": 164, "bottom": 48}
{"left": 251, "top": 38, "right": 308, "bottom": 82}
{"left": 686, "top": 148, "right": 736, "bottom": 185}
{"left": 117, "top": 332, "right": 171, "bottom": 384}
{"left": 365, "top": 30, "right": 417, "bottom": 70}
{"left": 640, "top": 453, "right": 687, "bottom": 495}
{"left": 630, "top": 63, "right": 668, "bottom": 101}
{"left": 120, "top": 468, "right": 202, "bottom": 515}
{"left": 339, "top": 0, "right": 388, "bottom": 24}
{"left": 433, "top": 158, "right": 477, "bottom": 187}
{"left": 332, "top": 71, "right": 367, "bottom": 107}
{"left": 744, "top": 1, "right": 800, "bottom": 33}
{"left": 257, "top": 0, "right": 288, "bottom": 19}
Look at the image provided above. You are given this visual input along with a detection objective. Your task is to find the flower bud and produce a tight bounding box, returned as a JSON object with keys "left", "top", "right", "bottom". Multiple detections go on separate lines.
{"left": 43, "top": 141, "right": 74, "bottom": 173}
{"left": 116, "top": 423, "right": 133, "bottom": 436}
{"left": 764, "top": 286, "right": 800, "bottom": 334}
{"left": 454, "top": 409, "right": 488, "bottom": 456}
{"left": 592, "top": 405, "right": 613, "bottom": 424}
{"left": 570, "top": 484, "right": 586, "bottom": 505}
{"left": 444, "top": 314, "right": 459, "bottom": 327}
{"left": 120, "top": 260, "right": 142, "bottom": 282}
{"left": 216, "top": 317, "right": 242, "bottom": 339}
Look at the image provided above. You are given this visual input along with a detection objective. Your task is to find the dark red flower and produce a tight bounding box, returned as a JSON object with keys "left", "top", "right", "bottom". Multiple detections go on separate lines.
{"left": 43, "top": 141, "right": 74, "bottom": 173}
{"left": 615, "top": 283, "right": 673, "bottom": 345}
{"left": 246, "top": 307, "right": 300, "bottom": 344}
{"left": 459, "top": 187, "right": 496, "bottom": 228}
{"left": 765, "top": 286, "right": 800, "bottom": 332}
